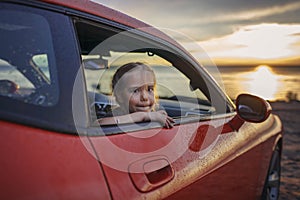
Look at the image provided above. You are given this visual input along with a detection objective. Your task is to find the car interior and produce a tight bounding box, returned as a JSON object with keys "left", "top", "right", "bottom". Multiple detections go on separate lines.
{"left": 0, "top": 7, "right": 58, "bottom": 106}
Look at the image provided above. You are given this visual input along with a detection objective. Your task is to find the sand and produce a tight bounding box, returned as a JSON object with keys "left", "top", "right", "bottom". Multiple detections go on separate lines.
{"left": 270, "top": 101, "right": 300, "bottom": 200}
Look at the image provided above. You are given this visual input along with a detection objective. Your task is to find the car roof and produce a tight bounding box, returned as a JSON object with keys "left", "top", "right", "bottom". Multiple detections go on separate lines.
{"left": 43, "top": 0, "right": 148, "bottom": 29}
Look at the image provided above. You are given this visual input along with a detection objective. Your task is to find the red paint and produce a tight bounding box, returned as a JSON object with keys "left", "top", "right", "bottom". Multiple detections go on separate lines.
{"left": 189, "top": 116, "right": 244, "bottom": 152}
{"left": 167, "top": 135, "right": 277, "bottom": 200}
{"left": 0, "top": 121, "right": 110, "bottom": 199}
{"left": 189, "top": 124, "right": 220, "bottom": 152}
{"left": 227, "top": 114, "right": 245, "bottom": 131}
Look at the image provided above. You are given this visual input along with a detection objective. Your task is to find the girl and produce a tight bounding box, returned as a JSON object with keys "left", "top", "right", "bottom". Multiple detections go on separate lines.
{"left": 98, "top": 62, "right": 174, "bottom": 128}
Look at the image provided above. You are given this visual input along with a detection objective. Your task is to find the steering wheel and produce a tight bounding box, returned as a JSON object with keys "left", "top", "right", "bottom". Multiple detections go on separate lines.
{"left": 0, "top": 80, "right": 19, "bottom": 95}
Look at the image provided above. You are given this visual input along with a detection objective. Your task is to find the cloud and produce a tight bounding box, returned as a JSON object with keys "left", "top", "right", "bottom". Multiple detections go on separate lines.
{"left": 92, "top": 0, "right": 300, "bottom": 64}
{"left": 193, "top": 23, "right": 300, "bottom": 61}
{"left": 196, "top": 1, "right": 300, "bottom": 25}
{"left": 95, "top": 1, "right": 300, "bottom": 25}
{"left": 94, "top": 0, "right": 300, "bottom": 42}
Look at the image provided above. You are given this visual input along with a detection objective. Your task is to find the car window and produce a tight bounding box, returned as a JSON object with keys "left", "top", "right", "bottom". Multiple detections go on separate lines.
{"left": 75, "top": 21, "right": 218, "bottom": 128}
{"left": 0, "top": 6, "right": 58, "bottom": 106}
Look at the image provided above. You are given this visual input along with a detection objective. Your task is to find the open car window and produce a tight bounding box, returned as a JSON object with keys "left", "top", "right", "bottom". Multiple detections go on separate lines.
{"left": 75, "top": 20, "right": 226, "bottom": 130}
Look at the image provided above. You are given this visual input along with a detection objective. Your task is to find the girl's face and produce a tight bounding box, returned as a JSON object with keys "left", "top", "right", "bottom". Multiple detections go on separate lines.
{"left": 115, "top": 68, "right": 156, "bottom": 113}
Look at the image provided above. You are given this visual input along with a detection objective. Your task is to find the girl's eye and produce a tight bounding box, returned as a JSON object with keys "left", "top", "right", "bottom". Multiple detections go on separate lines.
{"left": 128, "top": 87, "right": 139, "bottom": 93}
{"left": 133, "top": 89, "right": 139, "bottom": 93}
{"left": 148, "top": 87, "right": 154, "bottom": 92}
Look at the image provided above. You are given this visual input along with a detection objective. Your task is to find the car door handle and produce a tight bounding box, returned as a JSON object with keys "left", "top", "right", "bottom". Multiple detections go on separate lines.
{"left": 128, "top": 156, "right": 174, "bottom": 192}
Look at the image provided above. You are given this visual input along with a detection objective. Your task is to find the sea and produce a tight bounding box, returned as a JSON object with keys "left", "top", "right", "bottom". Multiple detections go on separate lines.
{"left": 87, "top": 64, "right": 299, "bottom": 103}
{"left": 208, "top": 65, "right": 300, "bottom": 102}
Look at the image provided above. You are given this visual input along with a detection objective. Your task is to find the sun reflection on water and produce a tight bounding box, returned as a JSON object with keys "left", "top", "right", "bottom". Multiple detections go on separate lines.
{"left": 245, "top": 65, "right": 281, "bottom": 100}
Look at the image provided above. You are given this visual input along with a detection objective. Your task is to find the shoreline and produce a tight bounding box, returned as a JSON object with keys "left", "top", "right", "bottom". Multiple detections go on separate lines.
{"left": 270, "top": 100, "right": 300, "bottom": 111}
{"left": 269, "top": 101, "right": 300, "bottom": 199}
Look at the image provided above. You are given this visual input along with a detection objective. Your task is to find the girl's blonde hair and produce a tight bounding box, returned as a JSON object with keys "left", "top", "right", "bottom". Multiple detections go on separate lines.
{"left": 112, "top": 62, "right": 156, "bottom": 91}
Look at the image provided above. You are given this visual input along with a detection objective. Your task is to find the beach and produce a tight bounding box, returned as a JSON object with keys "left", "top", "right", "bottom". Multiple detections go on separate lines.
{"left": 270, "top": 101, "right": 300, "bottom": 200}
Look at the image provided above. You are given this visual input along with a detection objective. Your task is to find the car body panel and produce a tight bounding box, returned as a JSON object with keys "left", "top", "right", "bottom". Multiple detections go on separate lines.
{"left": 0, "top": 120, "right": 111, "bottom": 200}
{"left": 166, "top": 134, "right": 278, "bottom": 200}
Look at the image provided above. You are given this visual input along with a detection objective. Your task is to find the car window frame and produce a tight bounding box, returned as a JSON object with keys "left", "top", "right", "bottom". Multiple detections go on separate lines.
{"left": 72, "top": 17, "right": 235, "bottom": 136}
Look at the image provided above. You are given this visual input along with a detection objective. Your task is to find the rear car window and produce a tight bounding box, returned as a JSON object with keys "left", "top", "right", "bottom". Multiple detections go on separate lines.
{"left": 0, "top": 5, "right": 58, "bottom": 106}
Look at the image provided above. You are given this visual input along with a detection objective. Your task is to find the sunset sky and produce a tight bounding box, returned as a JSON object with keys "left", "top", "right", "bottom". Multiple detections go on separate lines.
{"left": 93, "top": 0, "right": 300, "bottom": 66}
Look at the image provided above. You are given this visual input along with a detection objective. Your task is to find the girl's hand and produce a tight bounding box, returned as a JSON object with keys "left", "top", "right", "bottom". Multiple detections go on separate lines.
{"left": 147, "top": 110, "right": 174, "bottom": 129}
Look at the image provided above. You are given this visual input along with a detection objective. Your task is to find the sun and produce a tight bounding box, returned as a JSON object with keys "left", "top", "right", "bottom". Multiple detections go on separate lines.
{"left": 247, "top": 65, "right": 281, "bottom": 100}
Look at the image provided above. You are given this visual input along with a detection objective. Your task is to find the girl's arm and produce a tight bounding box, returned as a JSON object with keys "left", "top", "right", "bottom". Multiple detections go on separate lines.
{"left": 98, "top": 110, "right": 174, "bottom": 128}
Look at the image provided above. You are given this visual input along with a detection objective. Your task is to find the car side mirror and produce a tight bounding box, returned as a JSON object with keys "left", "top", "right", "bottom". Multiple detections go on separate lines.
{"left": 236, "top": 93, "right": 272, "bottom": 123}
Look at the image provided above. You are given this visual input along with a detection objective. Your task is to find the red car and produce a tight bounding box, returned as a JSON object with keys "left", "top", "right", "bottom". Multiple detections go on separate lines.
{"left": 0, "top": 0, "right": 283, "bottom": 199}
